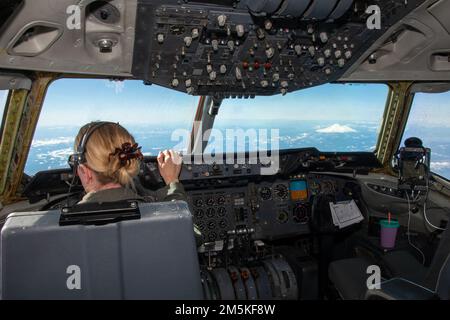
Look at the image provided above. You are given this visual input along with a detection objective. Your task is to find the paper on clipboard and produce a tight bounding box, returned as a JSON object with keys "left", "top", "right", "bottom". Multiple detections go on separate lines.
{"left": 329, "top": 200, "right": 364, "bottom": 229}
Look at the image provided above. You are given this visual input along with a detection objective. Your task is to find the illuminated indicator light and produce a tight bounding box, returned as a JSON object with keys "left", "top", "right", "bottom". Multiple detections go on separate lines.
{"left": 264, "top": 62, "right": 272, "bottom": 70}
{"left": 319, "top": 155, "right": 326, "bottom": 160}
{"left": 254, "top": 61, "right": 260, "bottom": 69}
{"left": 242, "top": 61, "right": 249, "bottom": 69}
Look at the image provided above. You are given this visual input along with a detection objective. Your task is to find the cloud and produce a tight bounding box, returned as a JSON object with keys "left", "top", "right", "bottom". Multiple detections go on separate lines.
{"left": 32, "top": 137, "right": 74, "bottom": 147}
{"left": 37, "top": 147, "right": 72, "bottom": 159}
{"left": 316, "top": 124, "right": 357, "bottom": 133}
{"left": 431, "top": 162, "right": 450, "bottom": 170}
{"left": 104, "top": 80, "right": 125, "bottom": 94}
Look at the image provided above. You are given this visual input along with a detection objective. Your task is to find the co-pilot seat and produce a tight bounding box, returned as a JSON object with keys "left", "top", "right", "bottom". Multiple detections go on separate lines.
{"left": 0, "top": 200, "right": 203, "bottom": 300}
{"left": 328, "top": 218, "right": 450, "bottom": 300}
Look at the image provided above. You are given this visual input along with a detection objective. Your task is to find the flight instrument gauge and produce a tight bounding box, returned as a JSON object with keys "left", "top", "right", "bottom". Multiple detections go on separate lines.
{"left": 274, "top": 184, "right": 288, "bottom": 200}
{"left": 260, "top": 187, "right": 272, "bottom": 200}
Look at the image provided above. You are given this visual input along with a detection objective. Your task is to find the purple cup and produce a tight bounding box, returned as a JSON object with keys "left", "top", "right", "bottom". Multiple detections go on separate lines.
{"left": 380, "top": 219, "right": 400, "bottom": 249}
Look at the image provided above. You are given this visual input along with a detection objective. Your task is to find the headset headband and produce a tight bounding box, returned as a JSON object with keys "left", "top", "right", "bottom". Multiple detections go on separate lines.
{"left": 69, "top": 121, "right": 117, "bottom": 168}
{"left": 77, "top": 121, "right": 112, "bottom": 155}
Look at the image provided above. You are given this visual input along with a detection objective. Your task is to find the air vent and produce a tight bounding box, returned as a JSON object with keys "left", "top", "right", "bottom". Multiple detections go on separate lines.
{"left": 8, "top": 22, "right": 62, "bottom": 57}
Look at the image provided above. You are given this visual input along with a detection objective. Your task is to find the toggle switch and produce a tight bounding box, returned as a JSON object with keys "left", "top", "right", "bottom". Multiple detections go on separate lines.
{"left": 212, "top": 39, "right": 219, "bottom": 51}
{"left": 227, "top": 40, "right": 235, "bottom": 52}
{"left": 235, "top": 67, "right": 242, "bottom": 80}
{"left": 236, "top": 25, "right": 245, "bottom": 37}
{"left": 191, "top": 28, "right": 199, "bottom": 39}
{"left": 319, "top": 32, "right": 328, "bottom": 44}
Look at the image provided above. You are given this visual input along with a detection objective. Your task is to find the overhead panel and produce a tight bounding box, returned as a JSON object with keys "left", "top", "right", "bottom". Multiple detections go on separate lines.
{"left": 132, "top": 0, "right": 425, "bottom": 98}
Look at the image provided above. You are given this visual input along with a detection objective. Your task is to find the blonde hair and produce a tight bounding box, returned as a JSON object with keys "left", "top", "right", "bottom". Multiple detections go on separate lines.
{"left": 75, "top": 122, "right": 141, "bottom": 187}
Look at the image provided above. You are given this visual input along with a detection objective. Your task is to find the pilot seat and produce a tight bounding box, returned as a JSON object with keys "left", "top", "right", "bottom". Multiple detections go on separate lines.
{"left": 0, "top": 200, "right": 203, "bottom": 299}
{"left": 328, "top": 216, "right": 450, "bottom": 300}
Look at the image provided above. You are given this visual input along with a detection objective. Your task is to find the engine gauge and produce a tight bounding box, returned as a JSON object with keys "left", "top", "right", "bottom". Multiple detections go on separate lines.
{"left": 194, "top": 209, "right": 204, "bottom": 219}
{"left": 206, "top": 197, "right": 215, "bottom": 206}
{"left": 206, "top": 208, "right": 215, "bottom": 218}
{"left": 218, "top": 207, "right": 227, "bottom": 217}
{"left": 217, "top": 195, "right": 226, "bottom": 205}
{"left": 194, "top": 198, "right": 204, "bottom": 207}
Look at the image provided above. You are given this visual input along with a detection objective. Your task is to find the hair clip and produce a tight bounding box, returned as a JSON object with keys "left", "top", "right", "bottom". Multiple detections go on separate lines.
{"left": 110, "top": 142, "right": 144, "bottom": 166}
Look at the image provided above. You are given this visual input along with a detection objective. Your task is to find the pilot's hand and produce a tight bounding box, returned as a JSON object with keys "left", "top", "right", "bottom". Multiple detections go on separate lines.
{"left": 157, "top": 150, "right": 182, "bottom": 185}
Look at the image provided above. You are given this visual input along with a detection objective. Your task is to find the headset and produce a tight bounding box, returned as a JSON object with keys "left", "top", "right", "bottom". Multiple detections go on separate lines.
{"left": 394, "top": 137, "right": 431, "bottom": 191}
{"left": 68, "top": 121, "right": 116, "bottom": 170}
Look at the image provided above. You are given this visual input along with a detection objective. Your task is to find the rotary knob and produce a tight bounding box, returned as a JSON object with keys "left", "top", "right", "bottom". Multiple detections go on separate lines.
{"left": 217, "top": 14, "right": 227, "bottom": 27}
{"left": 184, "top": 36, "right": 192, "bottom": 47}
{"left": 265, "top": 47, "right": 275, "bottom": 59}
{"left": 317, "top": 57, "right": 325, "bottom": 67}
{"left": 157, "top": 33, "right": 164, "bottom": 44}
{"left": 264, "top": 20, "right": 273, "bottom": 30}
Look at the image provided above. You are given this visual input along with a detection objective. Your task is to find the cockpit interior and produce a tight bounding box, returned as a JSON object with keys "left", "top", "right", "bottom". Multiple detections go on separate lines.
{"left": 0, "top": 0, "right": 450, "bottom": 301}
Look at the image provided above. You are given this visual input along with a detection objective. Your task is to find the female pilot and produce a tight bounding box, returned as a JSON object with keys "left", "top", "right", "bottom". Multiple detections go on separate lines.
{"left": 70, "top": 121, "right": 186, "bottom": 204}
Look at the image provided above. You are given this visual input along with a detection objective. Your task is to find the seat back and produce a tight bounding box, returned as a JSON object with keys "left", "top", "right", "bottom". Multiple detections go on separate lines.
{"left": 424, "top": 215, "right": 450, "bottom": 294}
{"left": 435, "top": 251, "right": 450, "bottom": 299}
{"left": 1, "top": 201, "right": 203, "bottom": 299}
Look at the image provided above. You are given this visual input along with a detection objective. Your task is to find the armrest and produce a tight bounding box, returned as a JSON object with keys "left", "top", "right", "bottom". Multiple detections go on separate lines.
{"left": 365, "top": 278, "right": 439, "bottom": 300}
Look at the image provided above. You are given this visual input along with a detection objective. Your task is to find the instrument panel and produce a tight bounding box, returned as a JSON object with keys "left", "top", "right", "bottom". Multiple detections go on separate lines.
{"left": 185, "top": 172, "right": 356, "bottom": 243}
{"left": 24, "top": 149, "right": 371, "bottom": 245}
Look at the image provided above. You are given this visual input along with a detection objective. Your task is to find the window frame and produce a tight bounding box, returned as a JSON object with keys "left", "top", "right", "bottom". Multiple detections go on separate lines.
{"left": 396, "top": 89, "right": 450, "bottom": 182}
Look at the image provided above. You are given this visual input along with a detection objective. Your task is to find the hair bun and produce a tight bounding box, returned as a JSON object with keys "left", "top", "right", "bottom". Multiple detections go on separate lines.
{"left": 110, "top": 142, "right": 144, "bottom": 166}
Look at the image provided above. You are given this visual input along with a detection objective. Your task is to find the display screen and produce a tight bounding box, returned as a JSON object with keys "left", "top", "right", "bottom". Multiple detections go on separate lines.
{"left": 290, "top": 180, "right": 308, "bottom": 201}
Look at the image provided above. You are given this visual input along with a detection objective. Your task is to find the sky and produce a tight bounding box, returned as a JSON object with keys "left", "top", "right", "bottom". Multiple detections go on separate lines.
{"left": 407, "top": 93, "right": 450, "bottom": 127}
{"left": 24, "top": 78, "right": 449, "bottom": 129}
{"left": 34, "top": 79, "right": 389, "bottom": 127}
{"left": 0, "top": 90, "right": 7, "bottom": 117}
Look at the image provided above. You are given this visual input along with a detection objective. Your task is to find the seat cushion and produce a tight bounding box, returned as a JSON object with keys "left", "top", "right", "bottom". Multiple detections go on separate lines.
{"left": 382, "top": 251, "right": 428, "bottom": 285}
{"left": 328, "top": 258, "right": 372, "bottom": 300}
